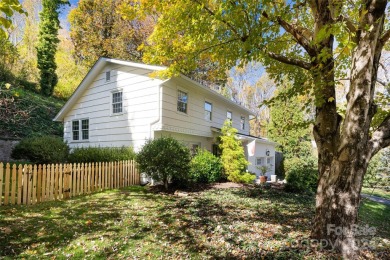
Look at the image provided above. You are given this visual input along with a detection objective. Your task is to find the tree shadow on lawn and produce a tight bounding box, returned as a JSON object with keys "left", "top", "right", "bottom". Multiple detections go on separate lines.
{"left": 0, "top": 186, "right": 175, "bottom": 258}
{"left": 1, "top": 185, "right": 386, "bottom": 259}
{"left": 150, "top": 187, "right": 319, "bottom": 259}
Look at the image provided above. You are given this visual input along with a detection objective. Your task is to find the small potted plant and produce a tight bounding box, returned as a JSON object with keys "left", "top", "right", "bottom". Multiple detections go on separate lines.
{"left": 257, "top": 165, "right": 269, "bottom": 183}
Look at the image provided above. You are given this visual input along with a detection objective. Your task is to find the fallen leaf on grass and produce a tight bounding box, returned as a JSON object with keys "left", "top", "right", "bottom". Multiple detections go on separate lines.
{"left": 0, "top": 227, "right": 12, "bottom": 234}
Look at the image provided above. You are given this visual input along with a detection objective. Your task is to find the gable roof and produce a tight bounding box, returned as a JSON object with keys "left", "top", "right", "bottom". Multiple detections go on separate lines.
{"left": 53, "top": 57, "right": 254, "bottom": 121}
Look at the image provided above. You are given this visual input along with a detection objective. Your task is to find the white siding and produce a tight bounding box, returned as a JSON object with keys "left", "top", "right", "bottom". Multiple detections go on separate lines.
{"left": 160, "top": 77, "right": 251, "bottom": 137}
{"left": 154, "top": 131, "right": 213, "bottom": 152}
{"left": 246, "top": 141, "right": 276, "bottom": 178}
{"left": 63, "top": 63, "right": 162, "bottom": 152}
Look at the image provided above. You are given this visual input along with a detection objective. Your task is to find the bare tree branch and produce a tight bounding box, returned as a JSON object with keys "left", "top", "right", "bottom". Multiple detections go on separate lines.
{"left": 368, "top": 114, "right": 390, "bottom": 158}
{"left": 379, "top": 61, "right": 390, "bottom": 83}
{"left": 267, "top": 51, "right": 312, "bottom": 70}
{"left": 377, "top": 78, "right": 388, "bottom": 87}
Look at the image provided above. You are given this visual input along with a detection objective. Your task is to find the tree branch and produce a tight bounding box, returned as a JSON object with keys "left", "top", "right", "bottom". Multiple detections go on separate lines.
{"left": 368, "top": 114, "right": 390, "bottom": 158}
{"left": 262, "top": 11, "right": 316, "bottom": 57}
{"left": 337, "top": 15, "right": 357, "bottom": 33}
{"left": 193, "top": 0, "right": 240, "bottom": 37}
{"left": 337, "top": 15, "right": 358, "bottom": 42}
{"left": 380, "top": 29, "right": 390, "bottom": 45}
{"left": 275, "top": 17, "right": 316, "bottom": 56}
{"left": 267, "top": 51, "right": 312, "bottom": 70}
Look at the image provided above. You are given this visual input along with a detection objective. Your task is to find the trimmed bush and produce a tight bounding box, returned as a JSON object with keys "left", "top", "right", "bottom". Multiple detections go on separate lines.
{"left": 11, "top": 136, "right": 69, "bottom": 164}
{"left": 284, "top": 157, "right": 318, "bottom": 193}
{"left": 190, "top": 149, "right": 223, "bottom": 183}
{"left": 137, "top": 137, "right": 191, "bottom": 189}
{"left": 68, "top": 146, "right": 136, "bottom": 163}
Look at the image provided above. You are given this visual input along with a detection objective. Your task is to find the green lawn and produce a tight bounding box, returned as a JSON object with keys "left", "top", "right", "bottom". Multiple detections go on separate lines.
{"left": 362, "top": 187, "right": 390, "bottom": 200}
{"left": 0, "top": 185, "right": 389, "bottom": 259}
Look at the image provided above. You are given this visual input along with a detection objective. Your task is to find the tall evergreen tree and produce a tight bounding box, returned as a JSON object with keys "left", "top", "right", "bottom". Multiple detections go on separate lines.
{"left": 36, "top": 0, "right": 68, "bottom": 96}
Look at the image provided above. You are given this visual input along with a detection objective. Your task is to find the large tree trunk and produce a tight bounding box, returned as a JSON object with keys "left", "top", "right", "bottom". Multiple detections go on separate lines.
{"left": 310, "top": 0, "right": 387, "bottom": 258}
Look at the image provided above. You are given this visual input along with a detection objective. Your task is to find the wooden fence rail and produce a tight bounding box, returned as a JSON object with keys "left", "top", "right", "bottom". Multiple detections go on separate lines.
{"left": 0, "top": 160, "right": 140, "bottom": 206}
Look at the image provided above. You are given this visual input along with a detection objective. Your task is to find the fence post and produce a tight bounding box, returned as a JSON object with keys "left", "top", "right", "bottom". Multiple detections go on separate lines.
{"left": 59, "top": 164, "right": 63, "bottom": 200}
{"left": 17, "top": 165, "right": 23, "bottom": 205}
{"left": 91, "top": 163, "right": 95, "bottom": 193}
{"left": 4, "top": 163, "right": 10, "bottom": 205}
{"left": 11, "top": 164, "right": 17, "bottom": 204}
{"left": 37, "top": 165, "right": 42, "bottom": 203}
{"left": 42, "top": 164, "right": 47, "bottom": 202}
{"left": 27, "top": 165, "right": 33, "bottom": 205}
{"left": 32, "top": 165, "right": 37, "bottom": 205}
{"left": 0, "top": 163, "right": 3, "bottom": 205}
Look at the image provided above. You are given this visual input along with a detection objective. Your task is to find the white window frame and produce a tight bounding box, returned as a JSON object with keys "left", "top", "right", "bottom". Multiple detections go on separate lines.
{"left": 227, "top": 111, "right": 232, "bottom": 121}
{"left": 256, "top": 157, "right": 265, "bottom": 166}
{"left": 256, "top": 156, "right": 274, "bottom": 166}
{"left": 267, "top": 157, "right": 272, "bottom": 165}
{"left": 72, "top": 119, "right": 89, "bottom": 141}
{"left": 204, "top": 101, "right": 212, "bottom": 121}
{"left": 112, "top": 90, "right": 123, "bottom": 114}
{"left": 177, "top": 90, "right": 188, "bottom": 114}
{"left": 240, "top": 116, "right": 245, "bottom": 130}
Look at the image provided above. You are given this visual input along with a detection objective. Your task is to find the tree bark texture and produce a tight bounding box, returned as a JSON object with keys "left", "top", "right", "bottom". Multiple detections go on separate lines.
{"left": 310, "top": 0, "right": 388, "bottom": 258}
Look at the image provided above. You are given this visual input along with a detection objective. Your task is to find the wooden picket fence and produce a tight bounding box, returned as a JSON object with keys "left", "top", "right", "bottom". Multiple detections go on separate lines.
{"left": 0, "top": 160, "right": 140, "bottom": 206}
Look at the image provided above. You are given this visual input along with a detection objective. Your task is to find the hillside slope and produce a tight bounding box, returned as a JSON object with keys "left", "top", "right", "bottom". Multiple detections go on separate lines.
{"left": 0, "top": 85, "right": 65, "bottom": 139}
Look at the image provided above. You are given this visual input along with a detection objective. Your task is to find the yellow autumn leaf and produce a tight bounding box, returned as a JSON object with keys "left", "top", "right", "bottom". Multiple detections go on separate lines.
{"left": 328, "top": 97, "right": 335, "bottom": 102}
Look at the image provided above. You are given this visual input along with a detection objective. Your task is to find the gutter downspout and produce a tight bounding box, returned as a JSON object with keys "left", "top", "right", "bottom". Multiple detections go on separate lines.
{"left": 149, "top": 84, "right": 163, "bottom": 139}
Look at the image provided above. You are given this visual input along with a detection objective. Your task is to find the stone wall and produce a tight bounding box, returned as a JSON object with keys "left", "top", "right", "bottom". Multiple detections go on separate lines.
{"left": 0, "top": 139, "right": 20, "bottom": 162}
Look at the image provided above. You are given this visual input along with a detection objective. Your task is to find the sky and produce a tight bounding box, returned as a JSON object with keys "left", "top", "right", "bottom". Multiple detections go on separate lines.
{"left": 59, "top": 0, "right": 79, "bottom": 30}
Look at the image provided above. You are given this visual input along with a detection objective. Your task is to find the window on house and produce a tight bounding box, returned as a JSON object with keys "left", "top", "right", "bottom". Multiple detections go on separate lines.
{"left": 177, "top": 90, "right": 188, "bottom": 113}
{"left": 81, "top": 119, "right": 89, "bottom": 140}
{"left": 256, "top": 157, "right": 265, "bottom": 166}
{"left": 227, "top": 111, "right": 232, "bottom": 121}
{"left": 72, "top": 120, "right": 79, "bottom": 141}
{"left": 204, "top": 101, "right": 212, "bottom": 121}
{"left": 267, "top": 157, "right": 272, "bottom": 165}
{"left": 72, "top": 119, "right": 89, "bottom": 141}
{"left": 106, "top": 70, "right": 111, "bottom": 82}
{"left": 240, "top": 116, "right": 245, "bottom": 130}
{"left": 212, "top": 144, "right": 222, "bottom": 157}
{"left": 190, "top": 144, "right": 200, "bottom": 156}
{"left": 112, "top": 91, "right": 123, "bottom": 114}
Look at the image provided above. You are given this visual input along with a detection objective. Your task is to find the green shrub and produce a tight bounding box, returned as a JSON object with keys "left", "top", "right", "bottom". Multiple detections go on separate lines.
{"left": 68, "top": 146, "right": 136, "bottom": 163}
{"left": 190, "top": 149, "right": 223, "bottom": 183}
{"left": 284, "top": 157, "right": 318, "bottom": 193}
{"left": 11, "top": 136, "right": 69, "bottom": 164}
{"left": 219, "top": 120, "right": 255, "bottom": 183}
{"left": 137, "top": 137, "right": 191, "bottom": 189}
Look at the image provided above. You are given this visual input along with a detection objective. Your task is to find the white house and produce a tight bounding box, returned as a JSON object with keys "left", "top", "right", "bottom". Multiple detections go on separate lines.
{"left": 54, "top": 58, "right": 277, "bottom": 179}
